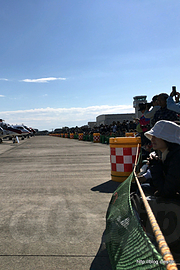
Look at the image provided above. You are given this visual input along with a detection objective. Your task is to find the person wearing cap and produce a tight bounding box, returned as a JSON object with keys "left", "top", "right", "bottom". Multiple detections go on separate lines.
{"left": 138, "top": 120, "right": 180, "bottom": 198}
{"left": 151, "top": 93, "right": 177, "bottom": 126}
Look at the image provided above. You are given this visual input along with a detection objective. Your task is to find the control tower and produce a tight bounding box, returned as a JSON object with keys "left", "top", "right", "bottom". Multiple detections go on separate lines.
{"left": 133, "top": 95, "right": 147, "bottom": 118}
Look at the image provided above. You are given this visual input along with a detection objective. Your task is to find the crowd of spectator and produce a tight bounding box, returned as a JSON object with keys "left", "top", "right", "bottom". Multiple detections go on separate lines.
{"left": 54, "top": 119, "right": 137, "bottom": 138}
{"left": 53, "top": 87, "right": 180, "bottom": 145}
{"left": 137, "top": 88, "right": 180, "bottom": 149}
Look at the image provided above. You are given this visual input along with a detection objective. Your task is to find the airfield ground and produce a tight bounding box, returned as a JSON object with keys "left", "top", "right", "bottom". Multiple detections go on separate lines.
{"left": 0, "top": 136, "right": 119, "bottom": 270}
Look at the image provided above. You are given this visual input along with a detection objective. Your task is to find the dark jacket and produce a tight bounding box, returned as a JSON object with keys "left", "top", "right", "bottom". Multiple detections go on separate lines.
{"left": 150, "top": 145, "right": 180, "bottom": 198}
{"left": 151, "top": 106, "right": 177, "bottom": 126}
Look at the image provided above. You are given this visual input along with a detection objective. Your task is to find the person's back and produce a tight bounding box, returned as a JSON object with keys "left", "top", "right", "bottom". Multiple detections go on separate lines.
{"left": 144, "top": 95, "right": 161, "bottom": 127}
{"left": 151, "top": 93, "right": 177, "bottom": 126}
{"left": 160, "top": 143, "right": 180, "bottom": 197}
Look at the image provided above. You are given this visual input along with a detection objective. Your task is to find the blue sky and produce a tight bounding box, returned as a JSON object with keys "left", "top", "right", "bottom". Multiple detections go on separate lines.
{"left": 1, "top": 0, "right": 180, "bottom": 130}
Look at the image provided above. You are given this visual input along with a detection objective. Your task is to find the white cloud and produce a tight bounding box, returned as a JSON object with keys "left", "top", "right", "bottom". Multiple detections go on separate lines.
{"left": 0, "top": 78, "right": 8, "bottom": 81}
{"left": 21, "top": 77, "right": 66, "bottom": 83}
{"left": 0, "top": 105, "right": 134, "bottom": 130}
{"left": 0, "top": 95, "right": 5, "bottom": 97}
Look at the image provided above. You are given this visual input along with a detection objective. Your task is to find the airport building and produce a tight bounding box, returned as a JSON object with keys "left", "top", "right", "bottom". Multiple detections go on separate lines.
{"left": 88, "top": 95, "right": 147, "bottom": 127}
{"left": 95, "top": 113, "right": 135, "bottom": 126}
{"left": 133, "top": 95, "right": 147, "bottom": 118}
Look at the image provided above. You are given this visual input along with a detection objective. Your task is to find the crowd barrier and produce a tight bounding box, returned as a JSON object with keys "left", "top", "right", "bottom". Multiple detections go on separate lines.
{"left": 50, "top": 133, "right": 140, "bottom": 144}
{"left": 49, "top": 132, "right": 119, "bottom": 144}
{"left": 70, "top": 133, "right": 74, "bottom": 139}
{"left": 93, "top": 133, "right": 100, "bottom": 143}
{"left": 110, "top": 137, "right": 141, "bottom": 182}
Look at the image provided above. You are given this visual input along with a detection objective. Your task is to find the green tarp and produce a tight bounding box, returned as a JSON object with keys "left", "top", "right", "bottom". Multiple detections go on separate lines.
{"left": 105, "top": 172, "right": 166, "bottom": 269}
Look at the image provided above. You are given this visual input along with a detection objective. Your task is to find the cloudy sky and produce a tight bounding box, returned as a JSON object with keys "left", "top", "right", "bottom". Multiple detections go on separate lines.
{"left": 1, "top": 0, "right": 180, "bottom": 130}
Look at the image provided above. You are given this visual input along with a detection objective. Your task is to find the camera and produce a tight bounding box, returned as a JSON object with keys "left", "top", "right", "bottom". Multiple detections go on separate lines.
{"left": 172, "top": 86, "right": 177, "bottom": 96}
{"left": 145, "top": 102, "right": 153, "bottom": 109}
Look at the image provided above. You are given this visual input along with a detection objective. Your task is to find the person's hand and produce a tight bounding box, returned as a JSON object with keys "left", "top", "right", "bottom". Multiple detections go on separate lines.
{"left": 170, "top": 88, "right": 177, "bottom": 97}
{"left": 137, "top": 175, "right": 147, "bottom": 183}
{"left": 154, "top": 190, "right": 160, "bottom": 196}
{"left": 147, "top": 152, "right": 160, "bottom": 166}
{"left": 170, "top": 90, "right": 174, "bottom": 97}
{"left": 175, "top": 92, "right": 180, "bottom": 103}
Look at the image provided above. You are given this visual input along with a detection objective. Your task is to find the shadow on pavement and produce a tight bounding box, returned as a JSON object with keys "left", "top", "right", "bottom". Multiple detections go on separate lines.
{"left": 90, "top": 181, "right": 119, "bottom": 268}
{"left": 91, "top": 180, "right": 120, "bottom": 193}
{"left": 90, "top": 231, "right": 112, "bottom": 270}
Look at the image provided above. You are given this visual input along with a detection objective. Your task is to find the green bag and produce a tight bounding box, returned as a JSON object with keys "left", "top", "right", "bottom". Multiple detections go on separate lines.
{"left": 136, "top": 123, "right": 143, "bottom": 133}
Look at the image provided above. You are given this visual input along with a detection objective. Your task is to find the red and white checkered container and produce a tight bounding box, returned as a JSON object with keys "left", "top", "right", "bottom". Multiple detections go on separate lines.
{"left": 110, "top": 137, "right": 141, "bottom": 182}
{"left": 93, "top": 133, "right": 100, "bottom": 143}
{"left": 70, "top": 133, "right": 74, "bottom": 139}
{"left": 78, "top": 133, "right": 84, "bottom": 140}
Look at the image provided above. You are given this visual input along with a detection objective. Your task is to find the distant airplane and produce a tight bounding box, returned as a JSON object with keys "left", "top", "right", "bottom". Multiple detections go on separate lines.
{"left": 0, "top": 127, "right": 4, "bottom": 143}
{"left": 22, "top": 125, "right": 36, "bottom": 137}
{"left": 0, "top": 119, "right": 31, "bottom": 143}
{"left": 0, "top": 124, "right": 21, "bottom": 143}
{"left": 12, "top": 125, "right": 31, "bottom": 138}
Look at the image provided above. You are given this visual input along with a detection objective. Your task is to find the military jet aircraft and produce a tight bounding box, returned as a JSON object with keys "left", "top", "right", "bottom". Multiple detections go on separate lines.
{"left": 0, "top": 120, "right": 31, "bottom": 143}
{"left": 12, "top": 125, "right": 31, "bottom": 139}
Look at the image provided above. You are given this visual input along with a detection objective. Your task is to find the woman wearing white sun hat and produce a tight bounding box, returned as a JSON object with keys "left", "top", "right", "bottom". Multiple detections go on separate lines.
{"left": 139, "top": 120, "right": 180, "bottom": 198}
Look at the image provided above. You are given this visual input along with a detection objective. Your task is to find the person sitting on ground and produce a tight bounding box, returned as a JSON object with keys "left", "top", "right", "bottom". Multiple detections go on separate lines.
{"left": 151, "top": 93, "right": 177, "bottom": 126}
{"left": 167, "top": 87, "right": 180, "bottom": 114}
{"left": 129, "top": 120, "right": 136, "bottom": 132}
{"left": 121, "top": 120, "right": 128, "bottom": 132}
{"left": 138, "top": 120, "right": 180, "bottom": 198}
{"left": 144, "top": 95, "right": 161, "bottom": 127}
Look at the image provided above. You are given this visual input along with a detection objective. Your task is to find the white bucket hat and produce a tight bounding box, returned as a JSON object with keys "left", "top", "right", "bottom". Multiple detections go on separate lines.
{"left": 144, "top": 120, "right": 180, "bottom": 144}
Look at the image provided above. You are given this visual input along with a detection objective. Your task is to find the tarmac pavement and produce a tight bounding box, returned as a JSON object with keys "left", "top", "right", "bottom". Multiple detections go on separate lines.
{"left": 0, "top": 136, "right": 120, "bottom": 270}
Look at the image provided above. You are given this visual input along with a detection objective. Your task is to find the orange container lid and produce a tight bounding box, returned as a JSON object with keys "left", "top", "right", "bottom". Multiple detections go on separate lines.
{"left": 109, "top": 137, "right": 141, "bottom": 146}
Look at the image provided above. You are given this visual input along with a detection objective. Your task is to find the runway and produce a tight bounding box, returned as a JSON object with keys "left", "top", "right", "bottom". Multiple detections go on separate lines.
{"left": 0, "top": 136, "right": 119, "bottom": 269}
